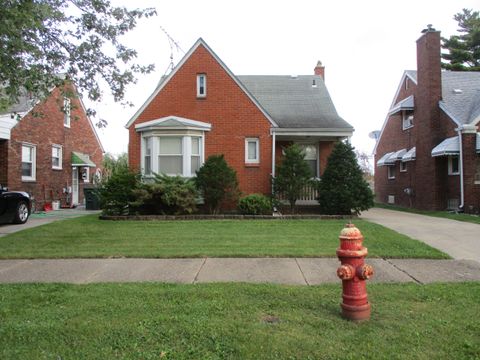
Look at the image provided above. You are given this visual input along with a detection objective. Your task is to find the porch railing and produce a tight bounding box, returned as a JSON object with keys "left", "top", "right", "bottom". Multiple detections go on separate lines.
{"left": 272, "top": 178, "right": 320, "bottom": 205}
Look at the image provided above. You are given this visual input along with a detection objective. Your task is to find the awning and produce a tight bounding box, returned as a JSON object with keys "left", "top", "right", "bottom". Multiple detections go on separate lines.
{"left": 431, "top": 136, "right": 459, "bottom": 157}
{"left": 389, "top": 148, "right": 407, "bottom": 161}
{"left": 389, "top": 95, "right": 414, "bottom": 115}
{"left": 71, "top": 151, "right": 96, "bottom": 167}
{"left": 377, "top": 152, "right": 395, "bottom": 166}
{"left": 402, "top": 147, "right": 416, "bottom": 162}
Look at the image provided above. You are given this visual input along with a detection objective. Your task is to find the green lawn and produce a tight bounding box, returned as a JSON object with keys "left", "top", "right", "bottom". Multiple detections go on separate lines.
{"left": 0, "top": 282, "right": 478, "bottom": 359}
{"left": 375, "top": 203, "right": 480, "bottom": 225}
{"left": 0, "top": 215, "right": 448, "bottom": 259}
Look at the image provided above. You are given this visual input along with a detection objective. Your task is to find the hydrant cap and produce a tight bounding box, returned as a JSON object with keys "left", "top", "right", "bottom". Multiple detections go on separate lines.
{"left": 340, "top": 223, "right": 362, "bottom": 238}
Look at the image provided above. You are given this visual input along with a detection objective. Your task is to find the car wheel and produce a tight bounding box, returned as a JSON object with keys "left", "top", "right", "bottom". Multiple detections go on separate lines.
{"left": 13, "top": 201, "right": 29, "bottom": 224}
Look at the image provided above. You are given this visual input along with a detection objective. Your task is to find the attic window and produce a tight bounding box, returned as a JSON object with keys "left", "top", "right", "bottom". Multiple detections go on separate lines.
{"left": 63, "top": 97, "right": 71, "bottom": 127}
{"left": 312, "top": 79, "right": 317, "bottom": 88}
{"left": 197, "top": 74, "right": 206, "bottom": 98}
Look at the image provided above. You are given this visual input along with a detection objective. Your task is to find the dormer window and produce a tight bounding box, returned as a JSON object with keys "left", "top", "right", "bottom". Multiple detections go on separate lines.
{"left": 402, "top": 110, "right": 414, "bottom": 130}
{"left": 197, "top": 74, "right": 206, "bottom": 98}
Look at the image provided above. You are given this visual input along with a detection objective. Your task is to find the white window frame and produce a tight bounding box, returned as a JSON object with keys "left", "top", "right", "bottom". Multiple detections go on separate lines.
{"left": 190, "top": 136, "right": 202, "bottom": 175}
{"left": 196, "top": 74, "right": 207, "bottom": 98}
{"left": 52, "top": 144, "right": 63, "bottom": 170}
{"left": 142, "top": 135, "right": 204, "bottom": 178}
{"left": 143, "top": 137, "right": 153, "bottom": 175}
{"left": 245, "top": 138, "right": 260, "bottom": 164}
{"left": 21, "top": 143, "right": 36, "bottom": 181}
{"left": 82, "top": 167, "right": 90, "bottom": 183}
{"left": 64, "top": 97, "right": 71, "bottom": 128}
{"left": 402, "top": 110, "right": 414, "bottom": 130}
{"left": 448, "top": 155, "right": 459, "bottom": 175}
{"left": 399, "top": 161, "right": 407, "bottom": 172}
{"left": 387, "top": 165, "right": 395, "bottom": 179}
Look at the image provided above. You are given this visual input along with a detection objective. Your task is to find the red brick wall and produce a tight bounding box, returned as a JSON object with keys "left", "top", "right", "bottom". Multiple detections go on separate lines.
{"left": 375, "top": 30, "right": 462, "bottom": 210}
{"left": 6, "top": 86, "right": 103, "bottom": 208}
{"left": 129, "top": 44, "right": 273, "bottom": 195}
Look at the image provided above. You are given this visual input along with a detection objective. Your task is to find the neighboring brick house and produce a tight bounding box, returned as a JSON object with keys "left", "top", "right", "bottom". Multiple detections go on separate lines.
{"left": 126, "top": 38, "right": 353, "bottom": 202}
{"left": 0, "top": 84, "right": 104, "bottom": 209}
{"left": 374, "top": 27, "right": 480, "bottom": 213}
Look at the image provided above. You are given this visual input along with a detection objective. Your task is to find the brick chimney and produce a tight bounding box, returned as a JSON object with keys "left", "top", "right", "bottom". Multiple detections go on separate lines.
{"left": 314, "top": 60, "right": 325, "bottom": 80}
{"left": 415, "top": 25, "right": 445, "bottom": 210}
{"left": 416, "top": 25, "right": 442, "bottom": 110}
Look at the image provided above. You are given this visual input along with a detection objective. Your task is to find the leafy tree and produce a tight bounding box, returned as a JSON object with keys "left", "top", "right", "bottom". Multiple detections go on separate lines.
{"left": 0, "top": 0, "right": 156, "bottom": 123}
{"left": 442, "top": 8, "right": 480, "bottom": 71}
{"left": 100, "top": 152, "right": 128, "bottom": 181}
{"left": 318, "top": 141, "right": 374, "bottom": 215}
{"left": 273, "top": 144, "right": 312, "bottom": 213}
{"left": 195, "top": 155, "right": 239, "bottom": 214}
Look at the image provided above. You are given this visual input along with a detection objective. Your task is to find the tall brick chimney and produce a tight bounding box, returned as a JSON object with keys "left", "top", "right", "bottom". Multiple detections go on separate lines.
{"left": 314, "top": 60, "right": 325, "bottom": 80}
{"left": 415, "top": 25, "right": 445, "bottom": 210}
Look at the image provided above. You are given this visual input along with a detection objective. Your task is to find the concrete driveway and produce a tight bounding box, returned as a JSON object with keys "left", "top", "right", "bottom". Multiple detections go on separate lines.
{"left": 361, "top": 208, "right": 480, "bottom": 263}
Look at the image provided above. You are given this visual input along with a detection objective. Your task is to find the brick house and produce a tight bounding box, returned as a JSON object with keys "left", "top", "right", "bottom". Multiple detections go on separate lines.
{"left": 126, "top": 38, "right": 353, "bottom": 202}
{"left": 374, "top": 27, "right": 480, "bottom": 213}
{"left": 0, "top": 85, "right": 104, "bottom": 209}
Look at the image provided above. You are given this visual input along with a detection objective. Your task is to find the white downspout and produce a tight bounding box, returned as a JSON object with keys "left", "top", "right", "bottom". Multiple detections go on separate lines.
{"left": 271, "top": 131, "right": 276, "bottom": 178}
{"left": 457, "top": 129, "right": 464, "bottom": 209}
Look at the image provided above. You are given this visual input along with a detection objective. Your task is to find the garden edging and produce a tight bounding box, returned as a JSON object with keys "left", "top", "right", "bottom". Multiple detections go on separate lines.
{"left": 99, "top": 214, "right": 355, "bottom": 221}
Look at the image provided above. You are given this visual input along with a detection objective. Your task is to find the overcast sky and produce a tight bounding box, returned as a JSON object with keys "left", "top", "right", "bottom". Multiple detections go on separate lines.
{"left": 89, "top": 0, "right": 478, "bottom": 158}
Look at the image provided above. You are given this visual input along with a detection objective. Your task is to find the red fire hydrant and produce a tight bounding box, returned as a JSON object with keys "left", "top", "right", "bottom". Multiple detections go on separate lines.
{"left": 336, "top": 223, "right": 374, "bottom": 321}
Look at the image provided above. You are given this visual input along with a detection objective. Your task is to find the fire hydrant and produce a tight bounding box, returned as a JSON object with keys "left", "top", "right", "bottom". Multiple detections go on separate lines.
{"left": 336, "top": 223, "right": 374, "bottom": 321}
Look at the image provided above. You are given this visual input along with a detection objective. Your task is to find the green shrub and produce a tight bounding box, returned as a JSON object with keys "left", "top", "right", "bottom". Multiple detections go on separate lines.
{"left": 97, "top": 167, "right": 141, "bottom": 215}
{"left": 318, "top": 141, "right": 374, "bottom": 215}
{"left": 131, "top": 174, "right": 198, "bottom": 215}
{"left": 195, "top": 154, "right": 239, "bottom": 214}
{"left": 273, "top": 144, "right": 312, "bottom": 213}
{"left": 238, "top": 194, "right": 272, "bottom": 215}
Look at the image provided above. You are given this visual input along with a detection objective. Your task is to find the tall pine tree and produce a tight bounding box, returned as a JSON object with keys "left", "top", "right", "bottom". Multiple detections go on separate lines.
{"left": 442, "top": 8, "right": 480, "bottom": 71}
{"left": 318, "top": 141, "right": 374, "bottom": 215}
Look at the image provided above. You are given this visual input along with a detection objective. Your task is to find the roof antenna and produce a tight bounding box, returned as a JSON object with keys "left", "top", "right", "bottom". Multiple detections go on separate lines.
{"left": 160, "top": 26, "right": 184, "bottom": 75}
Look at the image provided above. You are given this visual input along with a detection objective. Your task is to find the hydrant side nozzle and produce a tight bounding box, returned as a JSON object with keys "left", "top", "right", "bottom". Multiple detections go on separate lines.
{"left": 337, "top": 264, "right": 355, "bottom": 280}
{"left": 357, "top": 264, "right": 374, "bottom": 280}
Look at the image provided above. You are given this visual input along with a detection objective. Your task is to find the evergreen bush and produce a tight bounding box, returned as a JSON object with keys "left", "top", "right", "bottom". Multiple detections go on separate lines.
{"left": 317, "top": 141, "right": 374, "bottom": 215}
{"left": 273, "top": 144, "right": 312, "bottom": 213}
{"left": 97, "top": 167, "right": 140, "bottom": 215}
{"left": 195, "top": 155, "right": 239, "bottom": 214}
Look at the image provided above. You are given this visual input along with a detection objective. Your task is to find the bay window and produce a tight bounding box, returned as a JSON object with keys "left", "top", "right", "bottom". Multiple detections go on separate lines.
{"left": 142, "top": 135, "right": 204, "bottom": 177}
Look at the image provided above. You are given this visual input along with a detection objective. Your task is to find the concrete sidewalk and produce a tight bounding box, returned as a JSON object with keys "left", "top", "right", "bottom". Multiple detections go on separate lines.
{"left": 1, "top": 257, "right": 479, "bottom": 285}
{"left": 361, "top": 208, "right": 480, "bottom": 262}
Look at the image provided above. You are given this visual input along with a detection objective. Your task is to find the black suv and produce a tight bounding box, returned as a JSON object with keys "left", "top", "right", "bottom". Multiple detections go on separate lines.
{"left": 0, "top": 185, "right": 31, "bottom": 224}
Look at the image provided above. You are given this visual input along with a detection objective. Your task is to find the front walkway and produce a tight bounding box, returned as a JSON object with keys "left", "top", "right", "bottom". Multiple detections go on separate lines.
{"left": 0, "top": 257, "right": 479, "bottom": 285}
{"left": 361, "top": 208, "right": 480, "bottom": 263}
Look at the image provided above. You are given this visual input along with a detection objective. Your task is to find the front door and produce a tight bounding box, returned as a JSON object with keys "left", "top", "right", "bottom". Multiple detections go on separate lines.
{"left": 72, "top": 167, "right": 79, "bottom": 205}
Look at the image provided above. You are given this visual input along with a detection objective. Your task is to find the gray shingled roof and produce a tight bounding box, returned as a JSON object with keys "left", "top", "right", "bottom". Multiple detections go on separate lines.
{"left": 406, "top": 70, "right": 480, "bottom": 125}
{"left": 237, "top": 75, "right": 352, "bottom": 129}
{"left": 0, "top": 91, "right": 34, "bottom": 115}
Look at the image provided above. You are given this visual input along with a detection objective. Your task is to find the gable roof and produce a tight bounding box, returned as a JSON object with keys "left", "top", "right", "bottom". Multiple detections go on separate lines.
{"left": 374, "top": 70, "right": 480, "bottom": 154}
{"left": 237, "top": 75, "right": 352, "bottom": 130}
{"left": 0, "top": 84, "right": 104, "bottom": 152}
{"left": 125, "top": 38, "right": 353, "bottom": 133}
{"left": 125, "top": 38, "right": 278, "bottom": 129}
